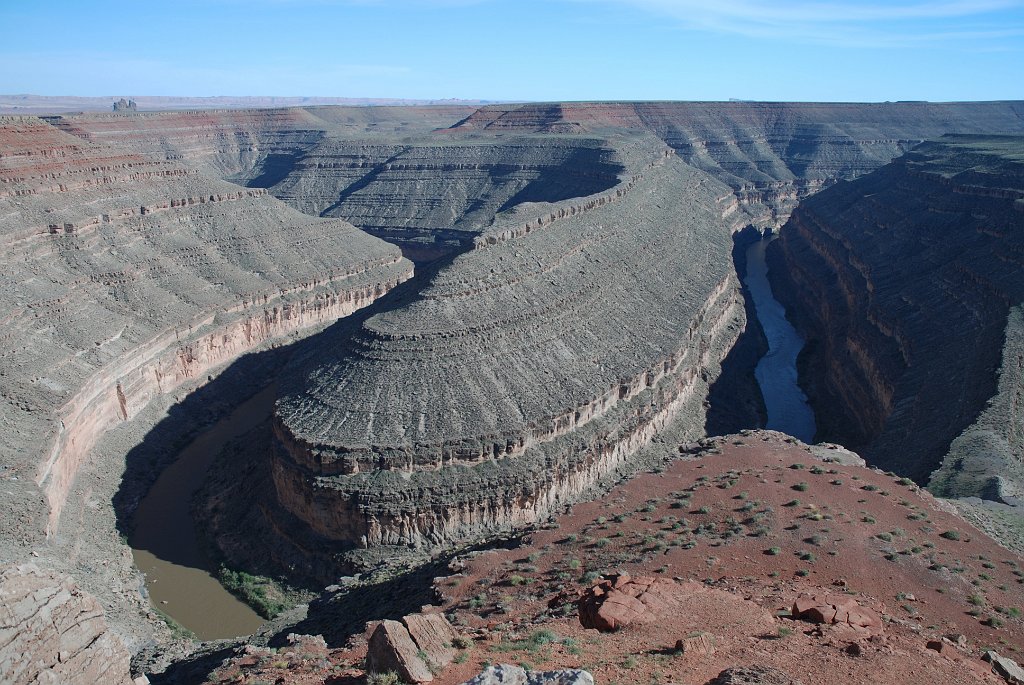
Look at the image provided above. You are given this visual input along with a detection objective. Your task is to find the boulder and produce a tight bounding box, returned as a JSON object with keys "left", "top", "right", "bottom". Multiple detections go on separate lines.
{"left": 984, "top": 651, "right": 1024, "bottom": 684}
{"left": 706, "top": 666, "right": 802, "bottom": 685}
{"left": 926, "top": 640, "right": 961, "bottom": 660}
{"left": 675, "top": 632, "right": 716, "bottom": 657}
{"left": 404, "top": 612, "right": 458, "bottom": 669}
{"left": 460, "top": 664, "right": 594, "bottom": 685}
{"left": 366, "top": 612, "right": 462, "bottom": 683}
{"left": 366, "top": 620, "right": 434, "bottom": 683}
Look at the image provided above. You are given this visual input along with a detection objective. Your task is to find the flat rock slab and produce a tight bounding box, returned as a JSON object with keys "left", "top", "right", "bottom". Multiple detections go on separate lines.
{"left": 984, "top": 651, "right": 1024, "bottom": 684}
{"left": 0, "top": 564, "right": 133, "bottom": 685}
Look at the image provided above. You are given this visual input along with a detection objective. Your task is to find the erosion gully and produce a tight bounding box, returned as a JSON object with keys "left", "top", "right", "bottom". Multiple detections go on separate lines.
{"left": 127, "top": 235, "right": 814, "bottom": 641}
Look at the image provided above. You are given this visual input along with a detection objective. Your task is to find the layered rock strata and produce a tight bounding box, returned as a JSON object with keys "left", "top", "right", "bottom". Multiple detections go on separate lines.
{"left": 768, "top": 135, "right": 1024, "bottom": 488}
{"left": 47, "top": 108, "right": 331, "bottom": 180}
{"left": 451, "top": 101, "right": 1024, "bottom": 231}
{"left": 271, "top": 150, "right": 748, "bottom": 550}
{"left": 48, "top": 106, "right": 476, "bottom": 183}
{"left": 0, "top": 116, "right": 412, "bottom": 539}
{"left": 267, "top": 137, "right": 627, "bottom": 246}
{"left": 50, "top": 109, "right": 626, "bottom": 257}
{"left": 0, "top": 564, "right": 134, "bottom": 685}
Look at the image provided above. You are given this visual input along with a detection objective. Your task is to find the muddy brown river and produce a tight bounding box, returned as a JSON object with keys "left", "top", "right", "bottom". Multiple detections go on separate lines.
{"left": 130, "top": 385, "right": 276, "bottom": 640}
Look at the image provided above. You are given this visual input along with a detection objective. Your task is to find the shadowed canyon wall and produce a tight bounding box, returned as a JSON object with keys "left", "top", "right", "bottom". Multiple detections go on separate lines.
{"left": 768, "top": 135, "right": 1024, "bottom": 493}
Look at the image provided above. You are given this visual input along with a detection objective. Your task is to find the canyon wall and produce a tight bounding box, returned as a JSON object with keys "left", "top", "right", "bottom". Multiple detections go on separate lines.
{"left": 768, "top": 135, "right": 1024, "bottom": 489}
{"left": 47, "top": 106, "right": 474, "bottom": 184}
{"left": 53, "top": 103, "right": 1024, "bottom": 247}
{"left": 0, "top": 116, "right": 412, "bottom": 545}
{"left": 4, "top": 102, "right": 1024, "bottom": 641}
{"left": 47, "top": 108, "right": 332, "bottom": 180}
{"left": 270, "top": 148, "right": 750, "bottom": 552}
{"left": 49, "top": 108, "right": 626, "bottom": 257}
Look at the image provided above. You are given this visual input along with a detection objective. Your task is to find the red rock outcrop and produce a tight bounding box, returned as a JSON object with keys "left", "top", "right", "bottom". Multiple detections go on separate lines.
{"left": 578, "top": 575, "right": 680, "bottom": 631}
{"left": 791, "top": 592, "right": 883, "bottom": 637}
{"left": 366, "top": 612, "right": 460, "bottom": 683}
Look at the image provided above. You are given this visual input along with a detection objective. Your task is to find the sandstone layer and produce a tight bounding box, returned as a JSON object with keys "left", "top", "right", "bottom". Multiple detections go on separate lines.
{"left": 768, "top": 135, "right": 1024, "bottom": 491}
{"left": 0, "top": 115, "right": 412, "bottom": 550}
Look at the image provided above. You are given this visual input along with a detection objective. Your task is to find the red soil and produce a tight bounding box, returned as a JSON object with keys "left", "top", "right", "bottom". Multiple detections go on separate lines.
{"left": 203, "top": 431, "right": 1024, "bottom": 684}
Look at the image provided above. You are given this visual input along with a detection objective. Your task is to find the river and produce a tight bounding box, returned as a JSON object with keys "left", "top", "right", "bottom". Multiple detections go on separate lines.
{"left": 129, "top": 385, "right": 276, "bottom": 640}
{"left": 743, "top": 236, "right": 817, "bottom": 442}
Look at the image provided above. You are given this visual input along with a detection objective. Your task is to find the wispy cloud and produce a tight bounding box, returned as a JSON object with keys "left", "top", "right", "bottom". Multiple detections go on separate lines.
{"left": 577, "top": 0, "right": 1024, "bottom": 47}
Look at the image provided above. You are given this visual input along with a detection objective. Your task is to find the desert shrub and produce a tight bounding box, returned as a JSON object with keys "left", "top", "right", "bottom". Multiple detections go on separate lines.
{"left": 368, "top": 672, "right": 404, "bottom": 685}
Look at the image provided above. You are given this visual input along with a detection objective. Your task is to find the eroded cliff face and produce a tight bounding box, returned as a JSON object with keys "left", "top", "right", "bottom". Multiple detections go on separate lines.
{"left": 0, "top": 116, "right": 412, "bottom": 544}
{"left": 931, "top": 305, "right": 1024, "bottom": 503}
{"left": 768, "top": 135, "right": 1024, "bottom": 488}
{"left": 270, "top": 149, "right": 749, "bottom": 553}
{"left": 48, "top": 105, "right": 476, "bottom": 184}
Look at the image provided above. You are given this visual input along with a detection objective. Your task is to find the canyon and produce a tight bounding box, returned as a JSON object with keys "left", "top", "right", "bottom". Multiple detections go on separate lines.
{"left": 769, "top": 135, "right": 1024, "bottom": 495}
{"left": 0, "top": 101, "right": 1023, "bottom": 683}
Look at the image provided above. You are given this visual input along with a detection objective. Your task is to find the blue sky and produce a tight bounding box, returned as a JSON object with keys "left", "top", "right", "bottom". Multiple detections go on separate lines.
{"left": 2, "top": 0, "right": 1022, "bottom": 101}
